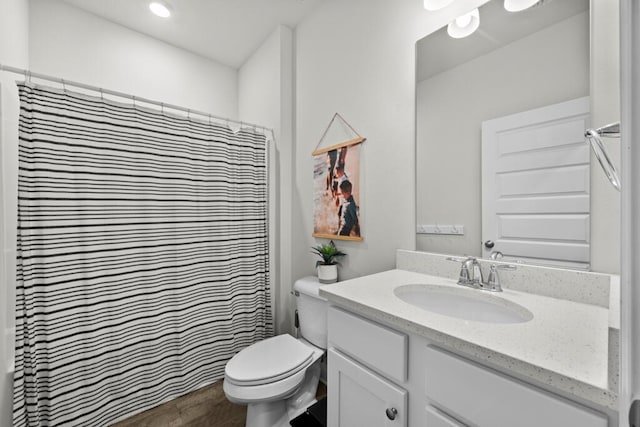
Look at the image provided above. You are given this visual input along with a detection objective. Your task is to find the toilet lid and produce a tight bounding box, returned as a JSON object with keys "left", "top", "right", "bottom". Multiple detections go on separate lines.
{"left": 225, "top": 334, "right": 314, "bottom": 386}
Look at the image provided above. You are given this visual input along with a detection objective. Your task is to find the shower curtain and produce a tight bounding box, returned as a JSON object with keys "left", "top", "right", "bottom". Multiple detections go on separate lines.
{"left": 13, "top": 82, "right": 272, "bottom": 426}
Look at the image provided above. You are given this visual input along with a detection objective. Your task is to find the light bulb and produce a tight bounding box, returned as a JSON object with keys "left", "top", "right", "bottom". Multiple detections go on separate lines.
{"left": 447, "top": 8, "right": 480, "bottom": 39}
{"left": 149, "top": 2, "right": 171, "bottom": 18}
{"left": 455, "top": 13, "right": 472, "bottom": 28}
{"left": 423, "top": 0, "right": 455, "bottom": 11}
{"left": 504, "top": 0, "right": 539, "bottom": 12}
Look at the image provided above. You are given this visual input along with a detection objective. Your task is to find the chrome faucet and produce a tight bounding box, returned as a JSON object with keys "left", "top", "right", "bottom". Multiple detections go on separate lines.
{"left": 484, "top": 251, "right": 516, "bottom": 292}
{"left": 447, "top": 254, "right": 516, "bottom": 292}
{"left": 450, "top": 256, "right": 484, "bottom": 288}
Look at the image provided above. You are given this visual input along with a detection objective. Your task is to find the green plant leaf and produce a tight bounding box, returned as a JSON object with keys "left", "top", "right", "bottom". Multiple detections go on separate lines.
{"left": 311, "top": 240, "right": 346, "bottom": 265}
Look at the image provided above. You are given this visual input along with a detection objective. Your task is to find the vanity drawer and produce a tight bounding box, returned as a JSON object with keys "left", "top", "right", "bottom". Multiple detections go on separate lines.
{"left": 425, "top": 405, "right": 467, "bottom": 427}
{"left": 328, "top": 306, "right": 407, "bottom": 382}
{"left": 424, "top": 345, "right": 607, "bottom": 427}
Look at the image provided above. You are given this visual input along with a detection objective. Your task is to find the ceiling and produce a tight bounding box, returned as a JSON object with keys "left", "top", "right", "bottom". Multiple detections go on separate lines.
{"left": 416, "top": 0, "right": 589, "bottom": 82}
{"left": 61, "top": 0, "right": 324, "bottom": 68}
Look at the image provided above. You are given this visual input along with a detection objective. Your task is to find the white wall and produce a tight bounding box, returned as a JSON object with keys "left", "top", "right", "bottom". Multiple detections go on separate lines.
{"left": 293, "top": 0, "right": 488, "bottom": 286}
{"left": 0, "top": 0, "right": 29, "bottom": 424}
{"left": 416, "top": 12, "right": 590, "bottom": 257}
{"left": 29, "top": 0, "right": 238, "bottom": 117}
{"left": 238, "top": 25, "right": 294, "bottom": 334}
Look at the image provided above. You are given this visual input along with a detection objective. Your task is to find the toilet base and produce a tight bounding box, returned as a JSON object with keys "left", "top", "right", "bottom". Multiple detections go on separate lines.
{"left": 246, "top": 401, "right": 289, "bottom": 427}
{"left": 243, "top": 360, "right": 322, "bottom": 427}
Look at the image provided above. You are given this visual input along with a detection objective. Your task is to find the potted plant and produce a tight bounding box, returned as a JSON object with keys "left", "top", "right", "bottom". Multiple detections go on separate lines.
{"left": 311, "top": 240, "right": 346, "bottom": 284}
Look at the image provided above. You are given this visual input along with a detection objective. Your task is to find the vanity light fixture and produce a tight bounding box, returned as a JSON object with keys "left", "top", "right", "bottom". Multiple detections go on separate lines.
{"left": 423, "top": 0, "right": 455, "bottom": 11}
{"left": 503, "top": 0, "right": 540, "bottom": 12}
{"left": 447, "top": 8, "right": 480, "bottom": 38}
{"left": 149, "top": 1, "right": 171, "bottom": 18}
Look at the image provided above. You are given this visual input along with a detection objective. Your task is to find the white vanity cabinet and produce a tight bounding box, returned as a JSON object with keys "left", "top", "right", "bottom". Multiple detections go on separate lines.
{"left": 328, "top": 349, "right": 407, "bottom": 426}
{"left": 423, "top": 345, "right": 608, "bottom": 427}
{"left": 326, "top": 305, "right": 611, "bottom": 427}
{"left": 327, "top": 306, "right": 408, "bottom": 426}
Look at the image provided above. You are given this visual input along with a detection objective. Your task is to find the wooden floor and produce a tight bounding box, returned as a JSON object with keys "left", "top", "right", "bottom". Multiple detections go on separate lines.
{"left": 112, "top": 381, "right": 327, "bottom": 427}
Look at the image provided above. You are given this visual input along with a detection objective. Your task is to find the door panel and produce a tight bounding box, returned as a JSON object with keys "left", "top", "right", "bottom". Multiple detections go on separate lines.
{"left": 498, "top": 214, "right": 589, "bottom": 242}
{"left": 482, "top": 97, "right": 590, "bottom": 268}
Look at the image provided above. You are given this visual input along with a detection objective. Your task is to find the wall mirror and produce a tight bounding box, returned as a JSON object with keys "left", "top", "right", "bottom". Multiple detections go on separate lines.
{"left": 415, "top": 0, "right": 620, "bottom": 271}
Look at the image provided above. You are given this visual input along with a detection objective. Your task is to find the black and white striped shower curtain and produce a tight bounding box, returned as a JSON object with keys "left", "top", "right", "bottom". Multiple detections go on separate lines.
{"left": 13, "top": 83, "right": 272, "bottom": 426}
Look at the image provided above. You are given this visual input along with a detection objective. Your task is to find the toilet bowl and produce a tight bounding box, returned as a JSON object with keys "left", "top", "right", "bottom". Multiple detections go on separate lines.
{"left": 223, "top": 276, "right": 327, "bottom": 427}
{"left": 224, "top": 335, "right": 324, "bottom": 427}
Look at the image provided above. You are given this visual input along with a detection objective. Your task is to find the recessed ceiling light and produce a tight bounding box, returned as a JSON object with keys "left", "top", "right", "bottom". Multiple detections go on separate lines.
{"left": 504, "top": 0, "right": 540, "bottom": 12}
{"left": 423, "top": 0, "right": 455, "bottom": 11}
{"left": 447, "top": 8, "right": 480, "bottom": 38}
{"left": 149, "top": 2, "right": 171, "bottom": 18}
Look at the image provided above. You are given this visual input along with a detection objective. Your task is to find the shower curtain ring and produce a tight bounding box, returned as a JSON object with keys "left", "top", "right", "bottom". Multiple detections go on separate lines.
{"left": 61, "top": 79, "right": 66, "bottom": 92}
{"left": 99, "top": 88, "right": 104, "bottom": 100}
{"left": 187, "top": 109, "right": 191, "bottom": 120}
{"left": 161, "top": 102, "right": 164, "bottom": 115}
{"left": 132, "top": 96, "right": 137, "bottom": 108}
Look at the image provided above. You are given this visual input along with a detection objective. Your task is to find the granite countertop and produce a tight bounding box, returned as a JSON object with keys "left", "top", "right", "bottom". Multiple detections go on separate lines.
{"left": 319, "top": 268, "right": 617, "bottom": 410}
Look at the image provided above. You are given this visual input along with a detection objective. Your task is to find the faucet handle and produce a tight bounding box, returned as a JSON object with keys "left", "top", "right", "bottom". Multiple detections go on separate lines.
{"left": 484, "top": 264, "right": 502, "bottom": 292}
{"left": 467, "top": 257, "right": 483, "bottom": 287}
{"left": 458, "top": 263, "right": 471, "bottom": 285}
{"left": 483, "top": 263, "right": 517, "bottom": 292}
{"left": 446, "top": 256, "right": 476, "bottom": 286}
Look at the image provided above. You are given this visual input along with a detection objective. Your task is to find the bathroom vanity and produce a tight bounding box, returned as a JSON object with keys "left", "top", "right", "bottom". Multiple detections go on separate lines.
{"left": 320, "top": 251, "right": 619, "bottom": 426}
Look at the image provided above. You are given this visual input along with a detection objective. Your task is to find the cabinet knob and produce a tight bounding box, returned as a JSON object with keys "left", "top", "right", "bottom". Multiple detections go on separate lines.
{"left": 385, "top": 407, "right": 398, "bottom": 420}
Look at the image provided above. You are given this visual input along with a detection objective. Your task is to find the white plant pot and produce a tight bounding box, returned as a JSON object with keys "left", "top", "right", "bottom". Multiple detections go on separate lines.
{"left": 317, "top": 264, "right": 338, "bottom": 284}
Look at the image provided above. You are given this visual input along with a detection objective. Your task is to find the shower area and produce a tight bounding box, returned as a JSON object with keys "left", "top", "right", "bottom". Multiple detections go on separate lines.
{"left": 9, "top": 81, "right": 273, "bottom": 426}
{"left": 0, "top": 2, "right": 291, "bottom": 425}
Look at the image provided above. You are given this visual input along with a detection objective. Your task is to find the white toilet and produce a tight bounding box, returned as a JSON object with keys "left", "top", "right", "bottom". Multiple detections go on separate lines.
{"left": 223, "top": 276, "right": 328, "bottom": 427}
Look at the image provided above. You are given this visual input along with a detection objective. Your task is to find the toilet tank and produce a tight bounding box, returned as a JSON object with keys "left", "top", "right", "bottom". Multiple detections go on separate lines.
{"left": 294, "top": 276, "right": 328, "bottom": 349}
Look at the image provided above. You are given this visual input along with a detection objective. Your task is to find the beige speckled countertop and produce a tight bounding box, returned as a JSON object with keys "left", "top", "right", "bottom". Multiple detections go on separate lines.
{"left": 319, "top": 268, "right": 617, "bottom": 411}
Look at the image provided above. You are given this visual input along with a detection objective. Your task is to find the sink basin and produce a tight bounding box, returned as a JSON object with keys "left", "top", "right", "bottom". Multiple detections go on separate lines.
{"left": 394, "top": 284, "right": 533, "bottom": 324}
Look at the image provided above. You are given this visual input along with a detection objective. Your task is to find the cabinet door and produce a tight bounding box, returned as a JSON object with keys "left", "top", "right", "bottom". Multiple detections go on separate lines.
{"left": 328, "top": 348, "right": 407, "bottom": 427}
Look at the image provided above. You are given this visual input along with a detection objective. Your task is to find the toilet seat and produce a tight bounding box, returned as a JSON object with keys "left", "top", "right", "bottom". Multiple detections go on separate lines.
{"left": 225, "top": 334, "right": 314, "bottom": 386}
{"left": 223, "top": 335, "right": 325, "bottom": 406}
{"left": 224, "top": 366, "right": 309, "bottom": 405}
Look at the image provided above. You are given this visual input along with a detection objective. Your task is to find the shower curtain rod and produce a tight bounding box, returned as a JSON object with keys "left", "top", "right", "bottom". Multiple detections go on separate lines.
{"left": 0, "top": 63, "right": 275, "bottom": 139}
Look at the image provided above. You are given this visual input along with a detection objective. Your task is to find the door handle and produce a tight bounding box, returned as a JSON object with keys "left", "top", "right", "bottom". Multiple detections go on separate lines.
{"left": 484, "top": 240, "right": 495, "bottom": 249}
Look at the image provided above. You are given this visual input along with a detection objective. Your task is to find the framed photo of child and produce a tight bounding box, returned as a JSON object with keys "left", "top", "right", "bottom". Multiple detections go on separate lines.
{"left": 312, "top": 137, "right": 364, "bottom": 241}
